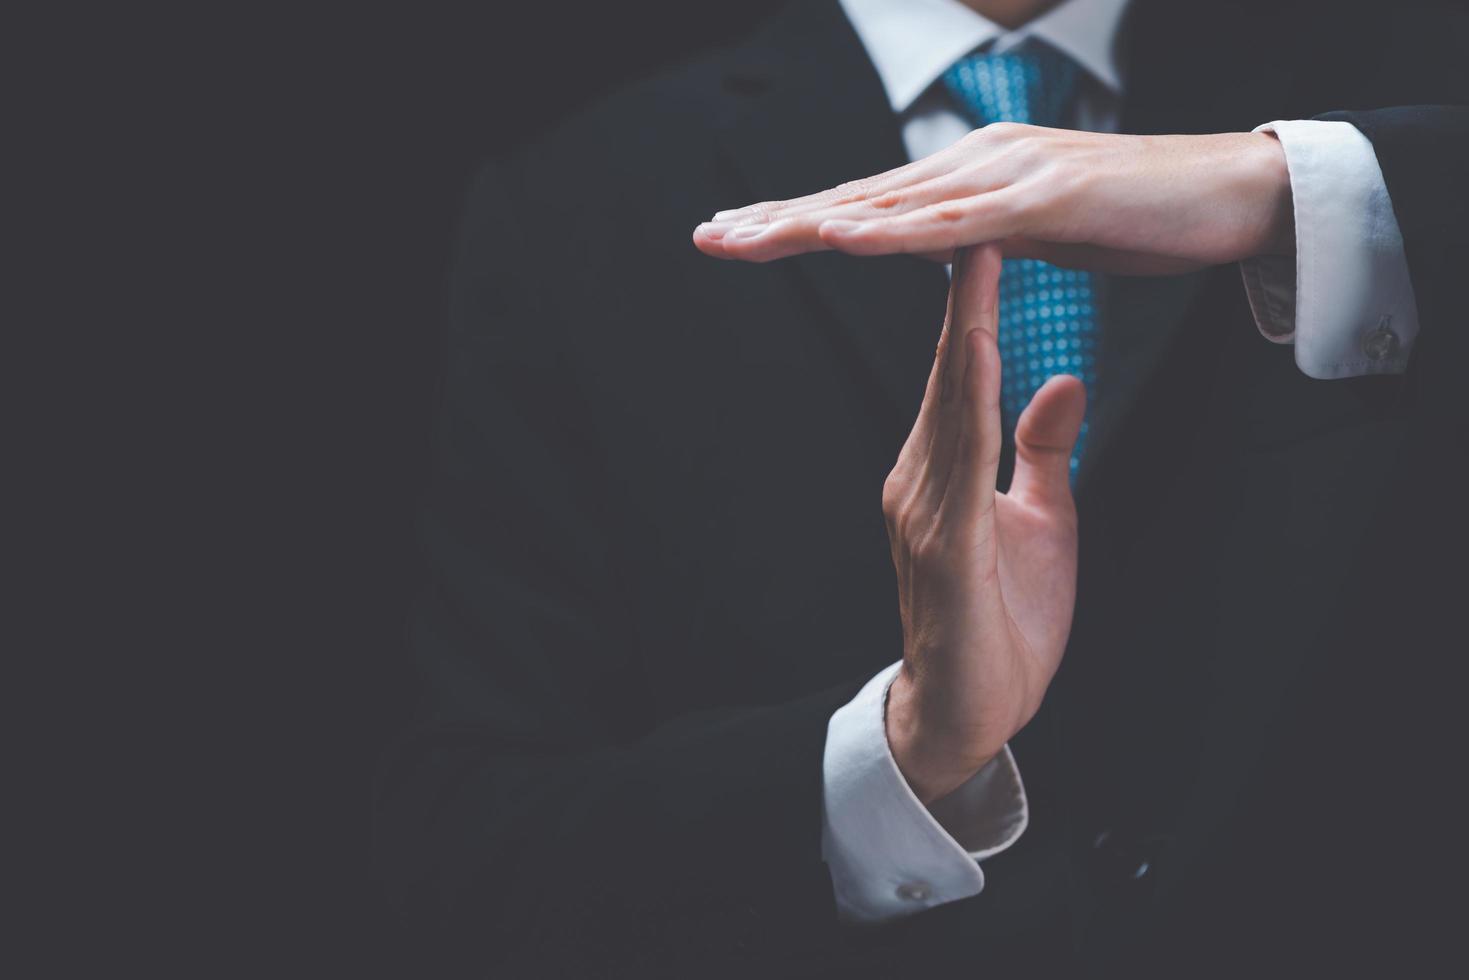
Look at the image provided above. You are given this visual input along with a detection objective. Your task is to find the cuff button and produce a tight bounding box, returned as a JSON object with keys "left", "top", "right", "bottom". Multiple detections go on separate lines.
{"left": 1363, "top": 315, "right": 1400, "bottom": 362}
{"left": 895, "top": 881, "right": 931, "bottom": 902}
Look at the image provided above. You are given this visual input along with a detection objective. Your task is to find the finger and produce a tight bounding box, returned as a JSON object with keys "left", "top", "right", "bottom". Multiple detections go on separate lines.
{"left": 692, "top": 142, "right": 983, "bottom": 260}
{"left": 888, "top": 246, "right": 987, "bottom": 552}
{"left": 918, "top": 244, "right": 1001, "bottom": 513}
{"left": 890, "top": 251, "right": 970, "bottom": 485}
{"left": 937, "top": 254, "right": 1005, "bottom": 525}
{"left": 1009, "top": 374, "right": 1087, "bottom": 509}
{"left": 884, "top": 316, "right": 951, "bottom": 564}
{"left": 706, "top": 173, "right": 1010, "bottom": 263}
{"left": 885, "top": 262, "right": 968, "bottom": 571}
{"left": 693, "top": 216, "right": 829, "bottom": 262}
{"left": 885, "top": 259, "right": 967, "bottom": 560}
{"left": 816, "top": 190, "right": 1026, "bottom": 257}
{"left": 717, "top": 161, "right": 988, "bottom": 230}
{"left": 708, "top": 147, "right": 964, "bottom": 227}
{"left": 691, "top": 224, "right": 738, "bottom": 258}
{"left": 729, "top": 130, "right": 1036, "bottom": 230}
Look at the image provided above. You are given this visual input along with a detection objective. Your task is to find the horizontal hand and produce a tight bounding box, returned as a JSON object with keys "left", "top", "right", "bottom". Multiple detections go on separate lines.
{"left": 694, "top": 125, "right": 1293, "bottom": 275}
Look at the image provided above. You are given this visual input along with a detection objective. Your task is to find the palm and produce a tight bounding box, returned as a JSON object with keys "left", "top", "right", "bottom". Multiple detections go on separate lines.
{"left": 991, "top": 489, "right": 1078, "bottom": 718}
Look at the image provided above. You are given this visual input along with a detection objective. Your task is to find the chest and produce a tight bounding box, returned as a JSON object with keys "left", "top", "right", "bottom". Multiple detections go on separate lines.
{"left": 574, "top": 255, "right": 1411, "bottom": 724}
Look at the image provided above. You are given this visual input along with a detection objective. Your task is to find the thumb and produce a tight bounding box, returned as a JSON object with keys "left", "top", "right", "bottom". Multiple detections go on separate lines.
{"left": 1010, "top": 374, "right": 1087, "bottom": 508}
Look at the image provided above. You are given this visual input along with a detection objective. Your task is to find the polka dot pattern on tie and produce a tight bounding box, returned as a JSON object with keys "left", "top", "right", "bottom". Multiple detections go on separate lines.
{"left": 942, "top": 40, "right": 1097, "bottom": 477}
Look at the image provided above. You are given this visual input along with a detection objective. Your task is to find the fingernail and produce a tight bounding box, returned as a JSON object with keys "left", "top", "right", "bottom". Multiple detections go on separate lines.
{"left": 726, "top": 224, "right": 770, "bottom": 241}
{"left": 820, "top": 219, "right": 865, "bottom": 235}
{"left": 712, "top": 209, "right": 746, "bottom": 221}
{"left": 697, "top": 222, "right": 732, "bottom": 239}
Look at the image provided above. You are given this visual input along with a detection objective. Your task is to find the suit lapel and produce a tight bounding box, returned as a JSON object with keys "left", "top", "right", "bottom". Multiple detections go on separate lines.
{"left": 715, "top": 1, "right": 951, "bottom": 432}
{"left": 1076, "top": 271, "right": 1210, "bottom": 491}
{"left": 1075, "top": 0, "right": 1289, "bottom": 491}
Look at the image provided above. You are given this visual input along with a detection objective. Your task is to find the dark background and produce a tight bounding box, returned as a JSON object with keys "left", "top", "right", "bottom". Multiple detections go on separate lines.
{"left": 32, "top": 0, "right": 1460, "bottom": 973}
{"left": 193, "top": 1, "right": 790, "bottom": 971}
{"left": 282, "top": 0, "right": 786, "bottom": 745}
{"left": 301, "top": 0, "right": 784, "bottom": 770}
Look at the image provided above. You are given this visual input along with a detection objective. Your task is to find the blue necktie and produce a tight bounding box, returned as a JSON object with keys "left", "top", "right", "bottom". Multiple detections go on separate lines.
{"left": 942, "top": 41, "right": 1098, "bottom": 477}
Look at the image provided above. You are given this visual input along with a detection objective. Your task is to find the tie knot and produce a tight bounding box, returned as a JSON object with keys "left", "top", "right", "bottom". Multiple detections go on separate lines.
{"left": 941, "top": 40, "right": 1081, "bottom": 129}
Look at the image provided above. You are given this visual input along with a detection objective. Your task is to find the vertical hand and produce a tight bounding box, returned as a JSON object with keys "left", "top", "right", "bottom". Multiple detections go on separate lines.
{"left": 882, "top": 244, "right": 1087, "bottom": 804}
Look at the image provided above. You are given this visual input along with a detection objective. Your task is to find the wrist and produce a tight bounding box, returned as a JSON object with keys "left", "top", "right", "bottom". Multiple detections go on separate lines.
{"left": 1246, "top": 130, "right": 1295, "bottom": 256}
{"left": 886, "top": 667, "right": 999, "bottom": 805}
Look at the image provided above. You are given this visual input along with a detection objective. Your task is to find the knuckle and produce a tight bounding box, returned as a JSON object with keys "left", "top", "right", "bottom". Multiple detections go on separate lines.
{"left": 1015, "top": 173, "right": 1076, "bottom": 227}
{"left": 981, "top": 121, "right": 1025, "bottom": 142}
{"left": 910, "top": 532, "right": 945, "bottom": 568}
{"left": 730, "top": 202, "right": 776, "bottom": 226}
{"left": 895, "top": 508, "right": 924, "bottom": 545}
{"left": 1010, "top": 136, "right": 1043, "bottom": 168}
{"left": 881, "top": 477, "right": 905, "bottom": 517}
{"left": 933, "top": 201, "right": 970, "bottom": 224}
{"left": 1059, "top": 164, "right": 1098, "bottom": 201}
{"left": 985, "top": 189, "right": 1026, "bottom": 225}
{"left": 869, "top": 189, "right": 905, "bottom": 211}
{"left": 994, "top": 127, "right": 1052, "bottom": 168}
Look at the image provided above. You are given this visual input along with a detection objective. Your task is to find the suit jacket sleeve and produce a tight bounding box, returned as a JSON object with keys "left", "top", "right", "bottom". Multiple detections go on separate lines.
{"left": 1318, "top": 106, "right": 1469, "bottom": 419}
{"left": 373, "top": 159, "right": 880, "bottom": 975}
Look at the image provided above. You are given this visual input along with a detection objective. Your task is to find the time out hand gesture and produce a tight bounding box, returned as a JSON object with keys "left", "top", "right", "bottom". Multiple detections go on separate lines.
{"left": 883, "top": 245, "right": 1086, "bottom": 804}
{"left": 694, "top": 125, "right": 1293, "bottom": 275}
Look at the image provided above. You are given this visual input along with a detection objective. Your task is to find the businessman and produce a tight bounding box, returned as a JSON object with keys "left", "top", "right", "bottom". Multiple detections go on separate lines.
{"left": 376, "top": 0, "right": 1469, "bottom": 974}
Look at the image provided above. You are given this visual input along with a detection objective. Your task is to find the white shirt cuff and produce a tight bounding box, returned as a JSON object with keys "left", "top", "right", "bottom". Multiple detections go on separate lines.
{"left": 1240, "top": 119, "right": 1420, "bottom": 379}
{"left": 821, "top": 662, "right": 1029, "bottom": 924}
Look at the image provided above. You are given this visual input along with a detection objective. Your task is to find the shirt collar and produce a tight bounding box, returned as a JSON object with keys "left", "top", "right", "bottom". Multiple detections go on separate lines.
{"left": 838, "top": 0, "right": 1132, "bottom": 113}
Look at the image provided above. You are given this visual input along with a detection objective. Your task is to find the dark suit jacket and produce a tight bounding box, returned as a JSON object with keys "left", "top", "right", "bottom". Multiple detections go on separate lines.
{"left": 375, "top": 1, "right": 1469, "bottom": 975}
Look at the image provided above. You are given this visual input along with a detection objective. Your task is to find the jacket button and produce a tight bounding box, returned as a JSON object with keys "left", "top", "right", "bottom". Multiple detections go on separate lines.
{"left": 1091, "top": 828, "right": 1158, "bottom": 884}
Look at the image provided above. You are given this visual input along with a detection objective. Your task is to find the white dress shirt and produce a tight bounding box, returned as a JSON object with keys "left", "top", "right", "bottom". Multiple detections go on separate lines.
{"left": 823, "top": 0, "right": 1421, "bottom": 924}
